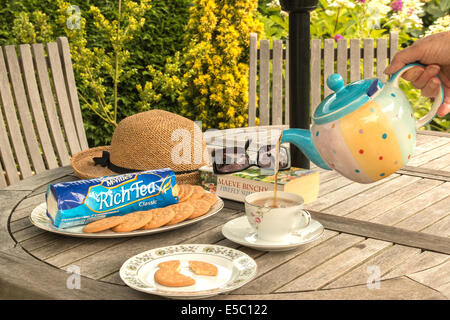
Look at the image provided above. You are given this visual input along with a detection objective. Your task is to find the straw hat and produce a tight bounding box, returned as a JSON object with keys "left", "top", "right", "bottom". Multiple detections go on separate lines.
{"left": 71, "top": 110, "right": 208, "bottom": 185}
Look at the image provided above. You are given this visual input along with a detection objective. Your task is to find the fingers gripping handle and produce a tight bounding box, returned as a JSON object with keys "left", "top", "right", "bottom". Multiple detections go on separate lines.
{"left": 388, "top": 63, "right": 445, "bottom": 129}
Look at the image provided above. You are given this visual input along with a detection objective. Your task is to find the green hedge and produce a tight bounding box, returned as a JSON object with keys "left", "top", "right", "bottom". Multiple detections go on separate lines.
{"left": 0, "top": 0, "right": 191, "bottom": 146}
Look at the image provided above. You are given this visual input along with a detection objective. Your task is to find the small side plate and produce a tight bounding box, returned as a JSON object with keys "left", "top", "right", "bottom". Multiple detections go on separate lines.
{"left": 119, "top": 244, "right": 257, "bottom": 299}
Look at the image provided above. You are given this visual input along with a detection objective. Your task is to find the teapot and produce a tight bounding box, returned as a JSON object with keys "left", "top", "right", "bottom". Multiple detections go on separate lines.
{"left": 282, "top": 63, "right": 445, "bottom": 184}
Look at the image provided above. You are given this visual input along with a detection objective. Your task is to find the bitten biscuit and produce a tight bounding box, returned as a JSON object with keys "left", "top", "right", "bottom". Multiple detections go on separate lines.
{"left": 166, "top": 202, "right": 195, "bottom": 225}
{"left": 189, "top": 260, "right": 218, "bottom": 276}
{"left": 82, "top": 215, "right": 125, "bottom": 233}
{"left": 187, "top": 199, "right": 212, "bottom": 219}
{"left": 154, "top": 267, "right": 195, "bottom": 287}
{"left": 112, "top": 210, "right": 153, "bottom": 232}
{"left": 158, "top": 260, "right": 181, "bottom": 270}
{"left": 142, "top": 207, "right": 175, "bottom": 229}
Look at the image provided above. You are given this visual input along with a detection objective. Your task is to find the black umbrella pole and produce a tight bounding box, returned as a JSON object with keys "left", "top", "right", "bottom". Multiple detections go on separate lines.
{"left": 289, "top": 11, "right": 312, "bottom": 169}
{"left": 280, "top": 0, "right": 318, "bottom": 169}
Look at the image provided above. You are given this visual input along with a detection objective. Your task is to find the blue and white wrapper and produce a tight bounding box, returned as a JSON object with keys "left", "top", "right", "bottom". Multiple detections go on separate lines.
{"left": 46, "top": 168, "right": 179, "bottom": 228}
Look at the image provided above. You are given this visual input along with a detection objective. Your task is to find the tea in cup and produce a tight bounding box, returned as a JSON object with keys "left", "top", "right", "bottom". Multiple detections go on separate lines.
{"left": 244, "top": 191, "right": 311, "bottom": 242}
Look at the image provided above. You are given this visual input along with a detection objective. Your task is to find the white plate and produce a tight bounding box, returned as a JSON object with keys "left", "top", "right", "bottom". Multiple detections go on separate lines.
{"left": 222, "top": 215, "right": 324, "bottom": 251}
{"left": 29, "top": 196, "right": 224, "bottom": 238}
{"left": 119, "top": 244, "right": 257, "bottom": 299}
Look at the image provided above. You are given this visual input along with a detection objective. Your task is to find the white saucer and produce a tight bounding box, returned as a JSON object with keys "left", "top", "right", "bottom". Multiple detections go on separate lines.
{"left": 222, "top": 216, "right": 324, "bottom": 251}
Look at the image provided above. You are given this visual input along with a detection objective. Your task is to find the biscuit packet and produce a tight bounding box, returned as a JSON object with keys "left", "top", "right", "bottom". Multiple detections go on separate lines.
{"left": 46, "top": 168, "right": 179, "bottom": 228}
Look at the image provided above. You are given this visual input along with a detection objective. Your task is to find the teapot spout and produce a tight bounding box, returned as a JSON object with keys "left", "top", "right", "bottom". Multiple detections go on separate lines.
{"left": 281, "top": 129, "right": 331, "bottom": 170}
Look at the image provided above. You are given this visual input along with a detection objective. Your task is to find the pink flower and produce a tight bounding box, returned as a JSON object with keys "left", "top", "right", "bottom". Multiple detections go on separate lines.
{"left": 391, "top": 0, "right": 403, "bottom": 12}
{"left": 357, "top": 0, "right": 366, "bottom": 3}
{"left": 255, "top": 217, "right": 261, "bottom": 224}
{"left": 334, "top": 34, "right": 344, "bottom": 42}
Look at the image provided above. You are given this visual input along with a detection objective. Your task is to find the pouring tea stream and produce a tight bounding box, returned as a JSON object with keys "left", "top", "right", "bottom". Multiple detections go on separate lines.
{"left": 281, "top": 63, "right": 445, "bottom": 184}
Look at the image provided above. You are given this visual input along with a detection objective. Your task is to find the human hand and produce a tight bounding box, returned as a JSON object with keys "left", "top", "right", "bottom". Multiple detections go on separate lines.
{"left": 384, "top": 31, "right": 450, "bottom": 117}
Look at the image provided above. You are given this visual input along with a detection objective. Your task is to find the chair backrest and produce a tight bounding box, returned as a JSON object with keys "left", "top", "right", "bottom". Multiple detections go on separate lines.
{"left": 0, "top": 36, "right": 88, "bottom": 188}
{"left": 248, "top": 32, "right": 399, "bottom": 127}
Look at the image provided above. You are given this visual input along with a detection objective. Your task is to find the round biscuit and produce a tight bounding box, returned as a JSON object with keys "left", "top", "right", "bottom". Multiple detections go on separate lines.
{"left": 187, "top": 199, "right": 211, "bottom": 219}
{"left": 165, "top": 202, "right": 195, "bottom": 225}
{"left": 112, "top": 210, "right": 153, "bottom": 232}
{"left": 178, "top": 184, "right": 185, "bottom": 199}
{"left": 142, "top": 207, "right": 176, "bottom": 229}
{"left": 188, "top": 185, "right": 206, "bottom": 200}
{"left": 83, "top": 215, "right": 125, "bottom": 233}
{"left": 201, "top": 193, "right": 218, "bottom": 206}
{"left": 178, "top": 184, "right": 194, "bottom": 202}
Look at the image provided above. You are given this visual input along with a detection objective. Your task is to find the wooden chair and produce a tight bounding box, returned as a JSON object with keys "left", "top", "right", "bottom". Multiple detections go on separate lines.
{"left": 0, "top": 37, "right": 88, "bottom": 188}
{"left": 248, "top": 32, "right": 399, "bottom": 127}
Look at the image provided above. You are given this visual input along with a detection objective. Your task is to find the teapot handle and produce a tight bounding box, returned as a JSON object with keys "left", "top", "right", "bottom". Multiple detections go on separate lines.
{"left": 388, "top": 63, "right": 445, "bottom": 129}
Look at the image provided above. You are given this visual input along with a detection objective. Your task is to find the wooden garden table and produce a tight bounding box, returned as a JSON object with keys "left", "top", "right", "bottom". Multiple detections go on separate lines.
{"left": 1, "top": 130, "right": 449, "bottom": 300}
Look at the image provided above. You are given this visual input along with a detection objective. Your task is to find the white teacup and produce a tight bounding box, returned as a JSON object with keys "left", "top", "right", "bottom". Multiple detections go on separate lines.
{"left": 244, "top": 191, "right": 311, "bottom": 242}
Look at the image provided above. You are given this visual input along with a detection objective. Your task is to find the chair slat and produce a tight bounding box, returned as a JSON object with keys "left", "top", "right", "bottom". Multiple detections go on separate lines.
{"left": 310, "top": 39, "right": 321, "bottom": 113}
{"left": 19, "top": 44, "right": 59, "bottom": 170}
{"left": 57, "top": 37, "right": 88, "bottom": 150}
{"left": 323, "top": 39, "right": 335, "bottom": 97}
{"left": 248, "top": 33, "right": 257, "bottom": 127}
{"left": 46, "top": 42, "right": 81, "bottom": 155}
{"left": 284, "top": 39, "right": 289, "bottom": 126}
{"left": 32, "top": 43, "right": 71, "bottom": 166}
{"left": 0, "top": 49, "right": 33, "bottom": 179}
{"left": 259, "top": 39, "right": 270, "bottom": 126}
{"left": 0, "top": 159, "right": 7, "bottom": 188}
{"left": 376, "top": 38, "right": 388, "bottom": 83}
{"left": 363, "top": 38, "right": 374, "bottom": 79}
{"left": 350, "top": 39, "right": 361, "bottom": 82}
{"left": 389, "top": 32, "right": 399, "bottom": 62}
{"left": 272, "top": 39, "right": 283, "bottom": 125}
{"left": 4, "top": 45, "right": 46, "bottom": 174}
{"left": 0, "top": 101, "right": 20, "bottom": 185}
{"left": 337, "top": 39, "right": 348, "bottom": 85}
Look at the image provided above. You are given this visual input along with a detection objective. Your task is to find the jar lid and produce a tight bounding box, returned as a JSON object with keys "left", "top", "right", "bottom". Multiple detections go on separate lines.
{"left": 312, "top": 74, "right": 383, "bottom": 125}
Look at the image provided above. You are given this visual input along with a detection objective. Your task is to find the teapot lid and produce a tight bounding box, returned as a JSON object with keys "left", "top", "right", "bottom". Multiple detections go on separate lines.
{"left": 312, "top": 74, "right": 383, "bottom": 125}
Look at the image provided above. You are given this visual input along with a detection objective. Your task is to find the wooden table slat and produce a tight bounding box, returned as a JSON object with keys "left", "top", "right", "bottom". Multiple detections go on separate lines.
{"left": 324, "top": 244, "right": 421, "bottom": 289}
{"left": 276, "top": 238, "right": 391, "bottom": 292}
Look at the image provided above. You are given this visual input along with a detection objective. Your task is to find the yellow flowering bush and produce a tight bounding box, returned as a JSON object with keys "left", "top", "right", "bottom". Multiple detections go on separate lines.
{"left": 139, "top": 0, "right": 263, "bottom": 130}
{"left": 12, "top": 11, "right": 53, "bottom": 44}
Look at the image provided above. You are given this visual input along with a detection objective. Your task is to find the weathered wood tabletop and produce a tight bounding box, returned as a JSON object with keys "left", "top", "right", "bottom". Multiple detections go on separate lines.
{"left": 1, "top": 130, "right": 449, "bottom": 300}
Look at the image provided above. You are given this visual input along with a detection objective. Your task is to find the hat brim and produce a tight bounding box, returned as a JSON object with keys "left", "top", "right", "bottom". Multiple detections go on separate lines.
{"left": 71, "top": 146, "right": 115, "bottom": 180}
{"left": 71, "top": 146, "right": 200, "bottom": 185}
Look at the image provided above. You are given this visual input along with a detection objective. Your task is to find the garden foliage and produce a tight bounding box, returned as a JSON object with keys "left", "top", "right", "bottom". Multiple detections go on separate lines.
{"left": 0, "top": 0, "right": 448, "bottom": 148}
{"left": 138, "top": 0, "right": 264, "bottom": 130}
{"left": 2, "top": 0, "right": 192, "bottom": 146}
{"left": 258, "top": 0, "right": 449, "bottom": 131}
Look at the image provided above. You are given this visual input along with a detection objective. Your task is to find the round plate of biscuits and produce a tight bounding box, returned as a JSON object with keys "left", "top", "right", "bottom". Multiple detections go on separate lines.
{"left": 29, "top": 185, "right": 224, "bottom": 238}
{"left": 119, "top": 244, "right": 257, "bottom": 299}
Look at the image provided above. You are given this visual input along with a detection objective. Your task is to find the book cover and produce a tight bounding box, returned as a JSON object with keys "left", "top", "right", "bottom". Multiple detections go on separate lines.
{"left": 199, "top": 166, "right": 320, "bottom": 204}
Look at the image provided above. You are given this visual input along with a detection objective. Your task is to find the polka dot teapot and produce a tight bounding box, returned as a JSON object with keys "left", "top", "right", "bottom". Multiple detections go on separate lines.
{"left": 282, "top": 63, "right": 445, "bottom": 184}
